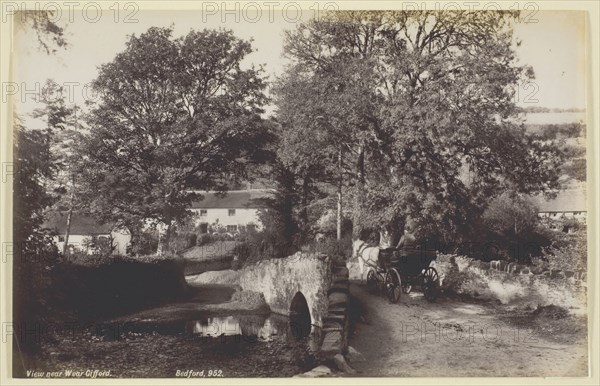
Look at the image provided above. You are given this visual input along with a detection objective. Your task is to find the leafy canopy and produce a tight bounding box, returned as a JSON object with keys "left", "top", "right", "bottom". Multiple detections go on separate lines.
{"left": 279, "top": 11, "right": 564, "bottom": 242}
{"left": 79, "top": 27, "right": 272, "bottom": 228}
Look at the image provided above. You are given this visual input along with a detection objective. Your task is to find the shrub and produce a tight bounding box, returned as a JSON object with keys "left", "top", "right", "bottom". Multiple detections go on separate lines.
{"left": 79, "top": 236, "right": 114, "bottom": 256}
{"left": 541, "top": 226, "right": 587, "bottom": 272}
{"left": 169, "top": 232, "right": 197, "bottom": 253}
{"left": 212, "top": 232, "right": 234, "bottom": 241}
{"left": 13, "top": 239, "right": 60, "bottom": 355}
{"left": 232, "top": 230, "right": 297, "bottom": 267}
{"left": 556, "top": 217, "right": 584, "bottom": 234}
{"left": 209, "top": 223, "right": 227, "bottom": 234}
{"left": 562, "top": 158, "right": 586, "bottom": 182}
{"left": 130, "top": 230, "right": 159, "bottom": 256}
{"left": 196, "top": 233, "right": 214, "bottom": 246}
{"left": 232, "top": 242, "right": 251, "bottom": 263}
{"left": 315, "top": 210, "right": 353, "bottom": 239}
{"left": 303, "top": 234, "right": 353, "bottom": 263}
{"left": 475, "top": 192, "right": 555, "bottom": 263}
{"left": 188, "top": 233, "right": 197, "bottom": 247}
{"left": 483, "top": 192, "right": 539, "bottom": 238}
{"left": 236, "top": 224, "right": 259, "bottom": 241}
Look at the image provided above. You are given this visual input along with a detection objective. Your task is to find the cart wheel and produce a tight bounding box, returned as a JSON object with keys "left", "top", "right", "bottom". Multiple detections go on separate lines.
{"left": 385, "top": 269, "right": 402, "bottom": 304}
{"left": 376, "top": 271, "right": 386, "bottom": 293}
{"left": 366, "top": 269, "right": 378, "bottom": 293}
{"left": 422, "top": 267, "right": 439, "bottom": 302}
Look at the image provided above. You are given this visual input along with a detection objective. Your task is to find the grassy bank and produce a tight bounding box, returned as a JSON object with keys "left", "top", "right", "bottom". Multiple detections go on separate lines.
{"left": 13, "top": 253, "right": 192, "bottom": 376}
{"left": 51, "top": 255, "right": 191, "bottom": 321}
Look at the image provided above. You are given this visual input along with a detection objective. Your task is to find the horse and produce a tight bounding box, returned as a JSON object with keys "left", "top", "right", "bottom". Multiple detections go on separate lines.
{"left": 352, "top": 238, "right": 381, "bottom": 282}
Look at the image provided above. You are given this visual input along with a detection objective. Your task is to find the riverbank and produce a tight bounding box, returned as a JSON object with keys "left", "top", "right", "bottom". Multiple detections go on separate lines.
{"left": 15, "top": 278, "right": 319, "bottom": 378}
{"left": 25, "top": 322, "right": 316, "bottom": 378}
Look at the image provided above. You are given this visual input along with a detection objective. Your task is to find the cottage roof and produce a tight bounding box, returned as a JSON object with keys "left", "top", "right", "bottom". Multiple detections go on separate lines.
{"left": 190, "top": 189, "right": 273, "bottom": 209}
{"left": 43, "top": 212, "right": 114, "bottom": 235}
{"left": 532, "top": 189, "right": 587, "bottom": 213}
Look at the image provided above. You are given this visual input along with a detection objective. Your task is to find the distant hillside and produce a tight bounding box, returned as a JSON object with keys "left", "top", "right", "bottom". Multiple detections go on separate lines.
{"left": 519, "top": 106, "right": 585, "bottom": 114}
{"left": 523, "top": 112, "right": 586, "bottom": 126}
{"left": 524, "top": 122, "right": 585, "bottom": 139}
{"left": 520, "top": 112, "right": 587, "bottom": 186}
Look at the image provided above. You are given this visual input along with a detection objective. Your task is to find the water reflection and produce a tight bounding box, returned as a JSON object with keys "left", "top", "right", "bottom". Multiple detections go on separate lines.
{"left": 183, "top": 314, "right": 322, "bottom": 371}
{"left": 185, "top": 313, "right": 321, "bottom": 351}
{"left": 188, "top": 316, "right": 241, "bottom": 337}
{"left": 95, "top": 313, "right": 322, "bottom": 372}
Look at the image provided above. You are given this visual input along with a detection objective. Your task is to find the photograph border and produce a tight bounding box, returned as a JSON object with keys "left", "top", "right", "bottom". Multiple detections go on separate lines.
{"left": 0, "top": 1, "right": 598, "bottom": 385}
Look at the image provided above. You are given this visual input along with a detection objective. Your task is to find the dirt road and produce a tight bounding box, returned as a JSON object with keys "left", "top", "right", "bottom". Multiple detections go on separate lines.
{"left": 348, "top": 283, "right": 588, "bottom": 377}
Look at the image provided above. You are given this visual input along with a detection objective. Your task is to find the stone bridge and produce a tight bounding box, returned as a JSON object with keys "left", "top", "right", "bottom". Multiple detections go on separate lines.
{"left": 238, "top": 251, "right": 350, "bottom": 359}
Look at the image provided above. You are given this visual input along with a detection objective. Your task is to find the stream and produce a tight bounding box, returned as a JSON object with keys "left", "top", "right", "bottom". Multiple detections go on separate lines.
{"left": 25, "top": 297, "right": 323, "bottom": 377}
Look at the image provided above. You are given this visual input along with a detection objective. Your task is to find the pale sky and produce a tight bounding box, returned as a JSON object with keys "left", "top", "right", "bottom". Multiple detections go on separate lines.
{"left": 512, "top": 11, "right": 587, "bottom": 110}
{"left": 12, "top": 10, "right": 588, "bottom": 125}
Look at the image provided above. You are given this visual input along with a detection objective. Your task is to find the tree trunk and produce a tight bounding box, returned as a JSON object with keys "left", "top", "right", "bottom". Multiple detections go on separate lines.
{"left": 352, "top": 142, "right": 366, "bottom": 238}
{"left": 300, "top": 175, "right": 310, "bottom": 244}
{"left": 337, "top": 147, "right": 343, "bottom": 241}
{"left": 62, "top": 173, "right": 75, "bottom": 258}
{"left": 156, "top": 220, "right": 172, "bottom": 256}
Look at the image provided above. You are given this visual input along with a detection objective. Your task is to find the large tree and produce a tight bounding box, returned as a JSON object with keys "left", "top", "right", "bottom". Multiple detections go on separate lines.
{"left": 275, "top": 33, "right": 384, "bottom": 240}
{"left": 272, "top": 66, "right": 347, "bottom": 241}
{"left": 280, "top": 11, "right": 564, "bottom": 243}
{"left": 79, "top": 27, "right": 271, "bottom": 254}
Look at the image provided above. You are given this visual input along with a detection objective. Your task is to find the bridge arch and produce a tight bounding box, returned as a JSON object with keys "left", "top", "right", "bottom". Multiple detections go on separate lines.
{"left": 289, "top": 291, "right": 312, "bottom": 337}
{"left": 239, "top": 252, "right": 332, "bottom": 327}
{"left": 238, "top": 252, "right": 351, "bottom": 359}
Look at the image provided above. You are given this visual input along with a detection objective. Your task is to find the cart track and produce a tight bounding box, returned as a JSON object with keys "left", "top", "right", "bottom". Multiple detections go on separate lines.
{"left": 348, "top": 282, "right": 588, "bottom": 377}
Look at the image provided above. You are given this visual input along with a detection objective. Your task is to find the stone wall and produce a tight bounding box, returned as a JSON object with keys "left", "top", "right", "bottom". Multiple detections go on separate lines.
{"left": 320, "top": 264, "right": 350, "bottom": 360}
{"left": 239, "top": 252, "right": 332, "bottom": 327}
{"left": 431, "top": 254, "right": 587, "bottom": 312}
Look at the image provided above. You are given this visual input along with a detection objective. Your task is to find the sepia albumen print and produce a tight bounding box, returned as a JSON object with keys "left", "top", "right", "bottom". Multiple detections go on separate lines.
{"left": 2, "top": 1, "right": 595, "bottom": 382}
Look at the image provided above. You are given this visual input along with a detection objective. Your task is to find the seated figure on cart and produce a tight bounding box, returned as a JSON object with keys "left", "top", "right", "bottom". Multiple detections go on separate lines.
{"left": 396, "top": 220, "right": 417, "bottom": 250}
{"left": 378, "top": 220, "right": 417, "bottom": 270}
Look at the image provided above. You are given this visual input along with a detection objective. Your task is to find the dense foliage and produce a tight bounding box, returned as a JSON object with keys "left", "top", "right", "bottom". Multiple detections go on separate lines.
{"left": 274, "top": 11, "right": 565, "bottom": 245}
{"left": 78, "top": 27, "right": 273, "bottom": 254}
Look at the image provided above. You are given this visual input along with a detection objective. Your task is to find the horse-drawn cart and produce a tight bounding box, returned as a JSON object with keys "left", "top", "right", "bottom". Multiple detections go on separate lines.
{"left": 366, "top": 247, "right": 439, "bottom": 303}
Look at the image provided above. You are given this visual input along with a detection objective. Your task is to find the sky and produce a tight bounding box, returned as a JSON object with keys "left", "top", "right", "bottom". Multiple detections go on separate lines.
{"left": 512, "top": 11, "right": 587, "bottom": 110}
{"left": 12, "top": 9, "right": 589, "bottom": 125}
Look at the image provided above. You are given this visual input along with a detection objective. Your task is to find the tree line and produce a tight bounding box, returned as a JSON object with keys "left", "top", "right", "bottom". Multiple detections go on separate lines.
{"left": 16, "top": 10, "right": 568, "bottom": 259}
